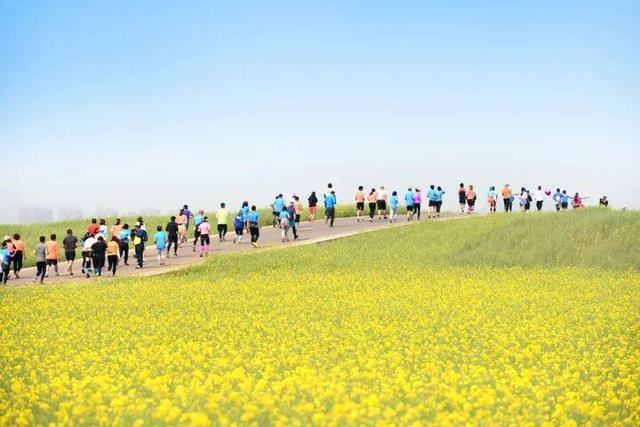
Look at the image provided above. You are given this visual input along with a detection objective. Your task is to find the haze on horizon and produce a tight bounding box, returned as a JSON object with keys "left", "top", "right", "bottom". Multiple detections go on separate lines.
{"left": 1, "top": 1, "right": 638, "bottom": 223}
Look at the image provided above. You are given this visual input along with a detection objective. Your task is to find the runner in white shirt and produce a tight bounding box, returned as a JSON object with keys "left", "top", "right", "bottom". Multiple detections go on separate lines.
{"left": 377, "top": 186, "right": 388, "bottom": 220}
{"left": 81, "top": 234, "right": 96, "bottom": 277}
{"left": 534, "top": 185, "right": 545, "bottom": 211}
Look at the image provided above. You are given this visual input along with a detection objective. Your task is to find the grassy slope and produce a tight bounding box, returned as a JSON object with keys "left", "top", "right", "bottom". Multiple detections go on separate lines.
{"left": 184, "top": 208, "right": 639, "bottom": 280}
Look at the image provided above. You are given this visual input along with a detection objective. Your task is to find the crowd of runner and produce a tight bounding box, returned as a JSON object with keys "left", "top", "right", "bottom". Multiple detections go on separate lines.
{"left": 0, "top": 183, "right": 606, "bottom": 285}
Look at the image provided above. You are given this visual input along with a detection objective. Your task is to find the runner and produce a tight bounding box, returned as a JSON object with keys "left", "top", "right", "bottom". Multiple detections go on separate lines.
{"left": 324, "top": 183, "right": 334, "bottom": 224}
{"left": 233, "top": 211, "right": 244, "bottom": 244}
{"left": 11, "top": 233, "right": 25, "bottom": 279}
{"left": 434, "top": 186, "right": 445, "bottom": 217}
{"left": 367, "top": 188, "right": 377, "bottom": 222}
{"left": 217, "top": 203, "right": 229, "bottom": 242}
{"left": 294, "top": 196, "right": 303, "bottom": 224}
{"left": 87, "top": 218, "right": 100, "bottom": 236}
{"left": 273, "top": 194, "right": 285, "bottom": 227}
{"left": 502, "top": 184, "right": 512, "bottom": 212}
{"left": 560, "top": 190, "right": 569, "bottom": 210}
{"left": 287, "top": 202, "right": 299, "bottom": 240}
{"left": 91, "top": 236, "right": 107, "bottom": 277}
{"left": 176, "top": 209, "right": 188, "bottom": 244}
{"left": 153, "top": 226, "right": 167, "bottom": 266}
{"left": 355, "top": 186, "right": 365, "bottom": 222}
{"left": 427, "top": 185, "right": 437, "bottom": 218}
{"left": 33, "top": 236, "right": 47, "bottom": 284}
{"left": 107, "top": 236, "right": 120, "bottom": 275}
{"left": 62, "top": 229, "right": 78, "bottom": 276}
{"left": 111, "top": 219, "right": 123, "bottom": 239}
{"left": 534, "top": 185, "right": 545, "bottom": 211}
{"left": 241, "top": 201, "right": 250, "bottom": 231}
{"left": 377, "top": 186, "right": 388, "bottom": 220}
{"left": 458, "top": 183, "right": 467, "bottom": 214}
{"left": 599, "top": 196, "right": 609, "bottom": 207}
{"left": 46, "top": 234, "right": 60, "bottom": 277}
{"left": 248, "top": 205, "right": 260, "bottom": 247}
{"left": 572, "top": 193, "right": 585, "bottom": 209}
{"left": 132, "top": 225, "right": 147, "bottom": 269}
{"left": 413, "top": 188, "right": 423, "bottom": 220}
{"left": 325, "top": 191, "right": 337, "bottom": 227}
{"left": 118, "top": 224, "right": 131, "bottom": 265}
{"left": 166, "top": 216, "right": 179, "bottom": 256}
{"left": 98, "top": 219, "right": 108, "bottom": 240}
{"left": 198, "top": 217, "right": 211, "bottom": 257}
{"left": 519, "top": 188, "right": 528, "bottom": 212}
{"left": 192, "top": 210, "right": 204, "bottom": 252}
{"left": 466, "top": 185, "right": 477, "bottom": 214}
{"left": 525, "top": 190, "right": 532, "bottom": 211}
{"left": 279, "top": 208, "right": 291, "bottom": 241}
{"left": 182, "top": 205, "right": 193, "bottom": 233}
{"left": 389, "top": 191, "right": 399, "bottom": 223}
{"left": 81, "top": 233, "right": 96, "bottom": 277}
{"left": 487, "top": 186, "right": 498, "bottom": 213}
{"left": 404, "top": 187, "right": 415, "bottom": 221}
{"left": 307, "top": 192, "right": 318, "bottom": 223}
{"left": 0, "top": 240, "right": 10, "bottom": 285}
{"left": 552, "top": 188, "right": 562, "bottom": 212}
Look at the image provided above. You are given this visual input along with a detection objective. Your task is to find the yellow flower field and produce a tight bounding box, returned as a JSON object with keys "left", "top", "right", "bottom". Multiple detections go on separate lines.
{"left": 1, "top": 212, "right": 639, "bottom": 425}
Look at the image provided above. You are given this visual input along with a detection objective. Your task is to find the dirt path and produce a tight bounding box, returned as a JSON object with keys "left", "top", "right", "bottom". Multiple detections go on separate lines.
{"left": 2, "top": 213, "right": 459, "bottom": 287}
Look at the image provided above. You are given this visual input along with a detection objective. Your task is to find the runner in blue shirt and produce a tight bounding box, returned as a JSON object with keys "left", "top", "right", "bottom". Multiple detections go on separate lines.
{"left": 389, "top": 191, "right": 399, "bottom": 223}
{"left": 325, "top": 191, "right": 337, "bottom": 227}
{"left": 560, "top": 190, "right": 569, "bottom": 209}
{"left": 248, "top": 206, "right": 260, "bottom": 247}
{"left": 552, "top": 189, "right": 563, "bottom": 212}
{"left": 153, "top": 226, "right": 168, "bottom": 266}
{"left": 272, "top": 194, "right": 285, "bottom": 227}
{"left": 405, "top": 188, "right": 415, "bottom": 221}
{"left": 279, "top": 209, "right": 291, "bottom": 242}
{"left": 427, "top": 185, "right": 437, "bottom": 218}
{"left": 434, "top": 186, "right": 445, "bottom": 217}
{"left": 192, "top": 210, "right": 204, "bottom": 252}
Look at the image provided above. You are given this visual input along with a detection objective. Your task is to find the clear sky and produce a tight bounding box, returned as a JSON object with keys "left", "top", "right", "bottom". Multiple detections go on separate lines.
{"left": 1, "top": 1, "right": 638, "bottom": 222}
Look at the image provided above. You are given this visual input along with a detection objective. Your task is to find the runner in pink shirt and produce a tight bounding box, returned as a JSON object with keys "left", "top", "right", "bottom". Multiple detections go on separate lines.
{"left": 197, "top": 217, "right": 211, "bottom": 257}
{"left": 413, "top": 189, "right": 423, "bottom": 220}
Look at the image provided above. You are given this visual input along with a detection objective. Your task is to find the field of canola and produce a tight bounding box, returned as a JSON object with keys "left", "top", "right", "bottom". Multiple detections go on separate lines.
{"left": 1, "top": 209, "right": 639, "bottom": 426}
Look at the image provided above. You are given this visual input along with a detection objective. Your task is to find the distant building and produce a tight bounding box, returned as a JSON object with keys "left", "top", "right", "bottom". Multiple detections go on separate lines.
{"left": 58, "top": 208, "right": 83, "bottom": 221}
{"left": 17, "top": 207, "right": 54, "bottom": 224}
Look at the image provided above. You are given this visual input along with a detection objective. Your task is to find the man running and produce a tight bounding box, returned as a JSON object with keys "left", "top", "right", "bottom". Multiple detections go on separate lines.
{"left": 46, "top": 234, "right": 60, "bottom": 277}
{"left": 154, "top": 226, "right": 168, "bottom": 266}
{"left": 534, "top": 185, "right": 545, "bottom": 211}
{"left": 273, "top": 194, "right": 285, "bottom": 227}
{"left": 389, "top": 191, "right": 399, "bottom": 223}
{"left": 248, "top": 205, "right": 260, "bottom": 247}
{"left": 427, "top": 185, "right": 437, "bottom": 218}
{"left": 404, "top": 187, "right": 415, "bottom": 221}
{"left": 307, "top": 192, "right": 318, "bottom": 223}
{"left": 217, "top": 203, "right": 229, "bottom": 242}
{"left": 34, "top": 236, "right": 47, "bottom": 284}
{"left": 434, "top": 186, "right": 445, "bottom": 217}
{"left": 193, "top": 210, "right": 204, "bottom": 252}
{"left": 458, "top": 183, "right": 467, "bottom": 214}
{"left": 552, "top": 188, "right": 562, "bottom": 211}
{"left": 166, "top": 216, "right": 179, "bottom": 256}
{"left": 118, "top": 224, "right": 131, "bottom": 265}
{"left": 325, "top": 191, "right": 337, "bottom": 227}
{"left": 11, "top": 234, "right": 25, "bottom": 279}
{"left": 62, "top": 229, "right": 78, "bottom": 276}
{"left": 324, "top": 183, "right": 335, "bottom": 224}
{"left": 355, "top": 186, "right": 365, "bottom": 222}
{"left": 487, "top": 186, "right": 498, "bottom": 213}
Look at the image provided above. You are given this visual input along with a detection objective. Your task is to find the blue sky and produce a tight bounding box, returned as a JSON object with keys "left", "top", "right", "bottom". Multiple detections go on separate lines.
{"left": 1, "top": 1, "right": 638, "bottom": 220}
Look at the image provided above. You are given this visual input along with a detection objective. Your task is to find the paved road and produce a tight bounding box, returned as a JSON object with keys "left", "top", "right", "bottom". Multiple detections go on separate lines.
{"left": 3, "top": 214, "right": 451, "bottom": 287}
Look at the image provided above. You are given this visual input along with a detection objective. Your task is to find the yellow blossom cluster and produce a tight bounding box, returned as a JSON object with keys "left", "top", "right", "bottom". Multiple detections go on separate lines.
{"left": 1, "top": 261, "right": 638, "bottom": 425}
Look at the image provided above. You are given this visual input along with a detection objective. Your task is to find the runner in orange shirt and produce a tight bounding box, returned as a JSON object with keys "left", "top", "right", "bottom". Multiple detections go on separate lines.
{"left": 46, "top": 234, "right": 60, "bottom": 277}
{"left": 11, "top": 234, "right": 25, "bottom": 278}
{"left": 355, "top": 186, "right": 365, "bottom": 222}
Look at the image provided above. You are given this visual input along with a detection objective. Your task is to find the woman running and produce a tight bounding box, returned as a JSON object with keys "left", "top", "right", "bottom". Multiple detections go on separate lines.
{"left": 111, "top": 219, "right": 123, "bottom": 239}
{"left": 279, "top": 208, "right": 291, "bottom": 242}
{"left": 458, "top": 183, "right": 467, "bottom": 214}
{"left": 294, "top": 196, "right": 303, "bottom": 224}
{"left": 367, "top": 188, "right": 377, "bottom": 221}
{"left": 377, "top": 186, "right": 388, "bottom": 220}
{"left": 308, "top": 192, "right": 318, "bottom": 222}
{"left": 198, "top": 217, "right": 211, "bottom": 256}
{"left": 572, "top": 193, "right": 585, "bottom": 208}
{"left": 389, "top": 191, "right": 399, "bottom": 223}
{"left": 91, "top": 236, "right": 107, "bottom": 277}
{"left": 217, "top": 203, "right": 229, "bottom": 242}
{"left": 176, "top": 209, "right": 187, "bottom": 244}
{"left": 233, "top": 211, "right": 244, "bottom": 244}
{"left": 413, "top": 188, "right": 422, "bottom": 220}
{"left": 519, "top": 188, "right": 528, "bottom": 212}
{"left": 107, "top": 236, "right": 120, "bottom": 275}
{"left": 248, "top": 205, "right": 260, "bottom": 247}
{"left": 487, "top": 186, "right": 498, "bottom": 213}
{"left": 434, "top": 186, "right": 445, "bottom": 217}
{"left": 466, "top": 185, "right": 477, "bottom": 214}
